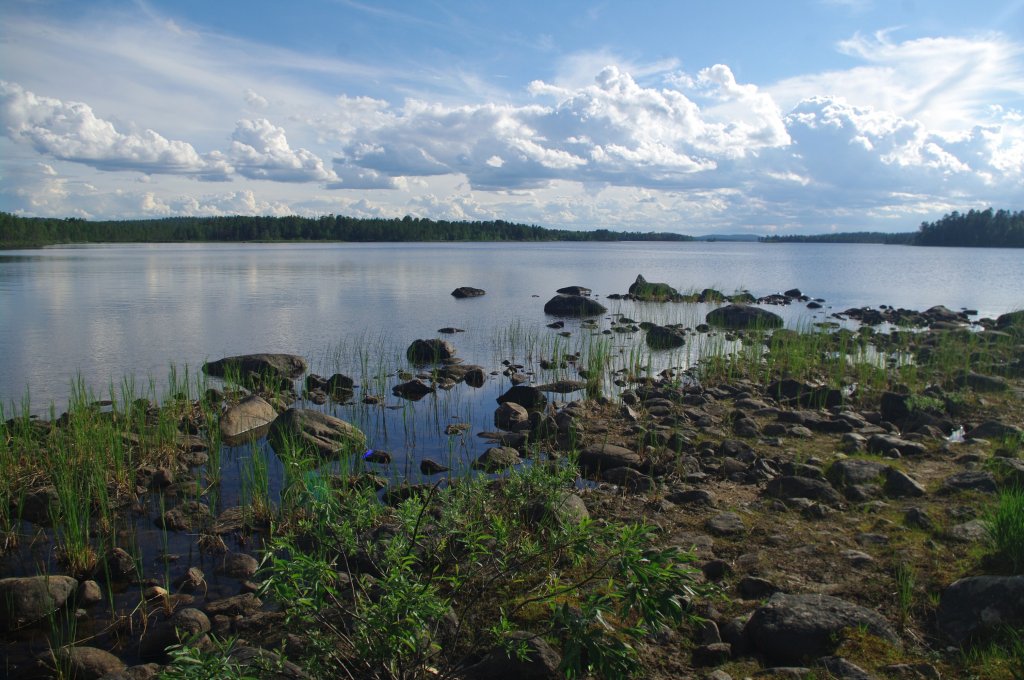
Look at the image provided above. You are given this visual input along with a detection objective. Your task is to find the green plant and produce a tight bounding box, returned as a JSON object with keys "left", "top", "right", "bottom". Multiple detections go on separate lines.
{"left": 986, "top": 486, "right": 1024, "bottom": 573}
{"left": 893, "top": 561, "right": 915, "bottom": 624}
{"left": 161, "top": 635, "right": 260, "bottom": 679}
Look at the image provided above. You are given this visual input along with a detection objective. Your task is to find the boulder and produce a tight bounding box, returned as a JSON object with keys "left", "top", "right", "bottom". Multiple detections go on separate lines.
{"left": 577, "top": 444, "right": 643, "bottom": 473}
{"left": 938, "top": 470, "right": 998, "bottom": 495}
{"left": 535, "top": 380, "right": 587, "bottom": 394}
{"left": 744, "top": 592, "right": 899, "bottom": 665}
{"left": 495, "top": 402, "right": 530, "bottom": 430}
{"left": 55, "top": 646, "right": 126, "bottom": 679}
{"left": 937, "top": 575, "right": 1024, "bottom": 644}
{"left": 156, "top": 500, "right": 211, "bottom": 532}
{"left": 883, "top": 468, "right": 927, "bottom": 497}
{"left": 954, "top": 371, "right": 1009, "bottom": 392}
{"left": 202, "top": 353, "right": 307, "bottom": 379}
{"left": 867, "top": 434, "right": 927, "bottom": 457}
{"left": 827, "top": 459, "right": 887, "bottom": 489}
{"left": 995, "top": 309, "right": 1024, "bottom": 329}
{"left": 628, "top": 274, "right": 678, "bottom": 301}
{"left": 406, "top": 338, "right": 457, "bottom": 363}
{"left": 465, "top": 631, "right": 562, "bottom": 679}
{"left": 523, "top": 491, "right": 589, "bottom": 529}
{"left": 706, "top": 304, "right": 783, "bottom": 330}
{"left": 706, "top": 512, "right": 746, "bottom": 536}
{"left": 497, "top": 385, "right": 547, "bottom": 409}
{"left": 472, "top": 446, "right": 521, "bottom": 472}
{"left": 543, "top": 294, "right": 607, "bottom": 317}
{"left": 556, "top": 285, "right": 592, "bottom": 296}
{"left": 966, "top": 420, "right": 1023, "bottom": 440}
{"left": 451, "top": 286, "right": 485, "bottom": 298}
{"left": 393, "top": 379, "right": 436, "bottom": 400}
{"left": 645, "top": 324, "right": 686, "bottom": 349}
{"left": 220, "top": 395, "right": 277, "bottom": 439}
{"left": 0, "top": 575, "right": 78, "bottom": 632}
{"left": 268, "top": 408, "right": 366, "bottom": 457}
{"left": 765, "top": 476, "right": 843, "bottom": 506}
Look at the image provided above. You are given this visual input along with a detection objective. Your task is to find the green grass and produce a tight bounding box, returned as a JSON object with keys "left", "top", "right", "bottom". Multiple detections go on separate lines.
{"left": 986, "top": 486, "right": 1024, "bottom": 573}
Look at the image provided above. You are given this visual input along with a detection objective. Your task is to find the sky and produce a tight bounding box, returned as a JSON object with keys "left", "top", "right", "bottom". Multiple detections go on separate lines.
{"left": 1, "top": 0, "right": 1022, "bottom": 235}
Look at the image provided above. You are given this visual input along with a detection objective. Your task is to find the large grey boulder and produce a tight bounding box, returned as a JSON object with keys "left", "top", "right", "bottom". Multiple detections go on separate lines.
{"left": 220, "top": 395, "right": 277, "bottom": 439}
{"left": 706, "top": 304, "right": 783, "bottom": 330}
{"left": 646, "top": 324, "right": 686, "bottom": 349}
{"left": 451, "top": 286, "right": 485, "bottom": 298}
{"left": 472, "top": 446, "right": 521, "bottom": 472}
{"left": 765, "top": 476, "right": 843, "bottom": 506}
{"left": 628, "top": 274, "right": 678, "bottom": 301}
{"left": 268, "top": 408, "right": 366, "bottom": 457}
{"left": 543, "top": 294, "right": 607, "bottom": 317}
{"left": 937, "top": 575, "right": 1024, "bottom": 644}
{"left": 744, "top": 592, "right": 898, "bottom": 665}
{"left": 577, "top": 444, "right": 643, "bottom": 473}
{"left": 0, "top": 575, "right": 79, "bottom": 632}
{"left": 203, "top": 353, "right": 307, "bottom": 379}
{"left": 55, "top": 646, "right": 126, "bottom": 679}
{"left": 497, "top": 385, "right": 547, "bottom": 409}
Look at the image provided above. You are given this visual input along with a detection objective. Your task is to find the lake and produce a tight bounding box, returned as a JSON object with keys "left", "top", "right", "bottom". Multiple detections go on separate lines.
{"left": 2, "top": 240, "right": 1022, "bottom": 412}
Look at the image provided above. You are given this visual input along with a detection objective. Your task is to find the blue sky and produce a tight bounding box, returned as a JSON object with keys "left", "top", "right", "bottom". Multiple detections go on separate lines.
{"left": 1, "top": 0, "right": 1022, "bottom": 234}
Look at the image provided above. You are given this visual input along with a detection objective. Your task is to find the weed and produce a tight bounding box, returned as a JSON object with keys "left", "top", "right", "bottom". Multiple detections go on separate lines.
{"left": 985, "top": 486, "right": 1024, "bottom": 573}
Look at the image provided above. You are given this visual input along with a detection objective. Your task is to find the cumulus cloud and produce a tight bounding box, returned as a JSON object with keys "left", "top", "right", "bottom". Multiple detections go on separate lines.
{"left": 225, "top": 118, "right": 337, "bottom": 182}
{"left": 0, "top": 80, "right": 224, "bottom": 177}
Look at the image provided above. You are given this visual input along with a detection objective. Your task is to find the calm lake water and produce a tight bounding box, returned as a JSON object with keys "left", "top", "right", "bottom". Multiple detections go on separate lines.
{"left": 1, "top": 241, "right": 1022, "bottom": 411}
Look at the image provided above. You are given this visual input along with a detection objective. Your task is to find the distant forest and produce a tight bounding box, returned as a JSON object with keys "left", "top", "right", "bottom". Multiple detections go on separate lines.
{"left": 761, "top": 208, "right": 1024, "bottom": 248}
{"left": 0, "top": 212, "right": 693, "bottom": 248}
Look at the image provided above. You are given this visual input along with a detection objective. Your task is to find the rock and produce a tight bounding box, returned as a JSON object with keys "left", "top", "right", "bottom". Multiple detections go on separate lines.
{"left": 406, "top": 338, "right": 457, "bottom": 363}
{"left": 204, "top": 592, "right": 263, "bottom": 617}
{"left": 497, "top": 385, "right": 547, "bottom": 409}
{"left": 692, "top": 642, "right": 733, "bottom": 667}
{"left": 666, "top": 488, "right": 717, "bottom": 507}
{"left": 628, "top": 274, "right": 678, "bottom": 301}
{"left": 646, "top": 324, "right": 686, "bottom": 349}
{"left": 325, "top": 373, "right": 355, "bottom": 393}
{"left": 465, "top": 631, "right": 562, "bottom": 679}
{"left": 268, "top": 408, "right": 366, "bottom": 457}
{"left": 765, "top": 476, "right": 843, "bottom": 506}
{"left": 392, "top": 379, "right": 435, "bottom": 400}
{"left": 220, "top": 395, "right": 277, "bottom": 439}
{"left": 419, "top": 459, "right": 449, "bottom": 475}
{"left": 523, "top": 491, "right": 589, "bottom": 529}
{"left": 738, "top": 576, "right": 780, "bottom": 599}
{"left": 817, "top": 657, "right": 872, "bottom": 680}
{"left": 949, "top": 519, "right": 989, "bottom": 543}
{"left": 965, "top": 420, "right": 1023, "bottom": 440}
{"left": 937, "top": 575, "right": 1024, "bottom": 644}
{"left": 706, "top": 512, "right": 746, "bottom": 536}
{"left": 105, "top": 547, "right": 137, "bottom": 581}
{"left": 464, "top": 367, "right": 487, "bottom": 388}
{"left": 228, "top": 646, "right": 308, "bottom": 678}
{"left": 938, "top": 470, "right": 998, "bottom": 495}
{"left": 827, "top": 459, "right": 886, "bottom": 489}
{"left": 577, "top": 443, "right": 643, "bottom": 473}
{"left": 203, "top": 353, "right": 307, "bottom": 380}
{"left": 79, "top": 580, "right": 102, "bottom": 606}
{"left": 954, "top": 371, "right": 1009, "bottom": 392}
{"left": 451, "top": 286, "right": 485, "bottom": 298}
{"left": 156, "top": 500, "right": 211, "bottom": 532}
{"left": 556, "top": 285, "right": 592, "bottom": 296}
{"left": 472, "top": 446, "right": 521, "bottom": 472}
{"left": 706, "top": 304, "right": 783, "bottom": 330}
{"left": 996, "top": 309, "right": 1024, "bottom": 329}
{"left": 56, "top": 646, "right": 126, "bottom": 679}
{"left": 744, "top": 592, "right": 899, "bottom": 665}
{"left": 217, "top": 552, "right": 260, "bottom": 579}
{"left": 0, "top": 575, "right": 78, "bottom": 631}
{"left": 601, "top": 467, "right": 656, "bottom": 492}
{"left": 904, "top": 507, "right": 934, "bottom": 530}
{"left": 879, "top": 391, "right": 911, "bottom": 423}
{"left": 535, "top": 380, "right": 587, "bottom": 394}
{"left": 883, "top": 468, "right": 927, "bottom": 497}
{"left": 867, "top": 434, "right": 927, "bottom": 457}
{"left": 542, "top": 294, "right": 607, "bottom": 317}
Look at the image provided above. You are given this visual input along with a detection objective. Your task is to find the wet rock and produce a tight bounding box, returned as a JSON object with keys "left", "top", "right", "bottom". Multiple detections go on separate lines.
{"left": 472, "top": 446, "right": 521, "bottom": 472}
{"left": 557, "top": 285, "right": 592, "bottom": 296}
{"left": 494, "top": 402, "right": 530, "bottom": 430}
{"left": 497, "top": 385, "right": 547, "bottom": 409}
{"left": 392, "top": 379, "right": 435, "bottom": 400}
{"left": 535, "top": 380, "right": 587, "bottom": 394}
{"left": 646, "top": 324, "right": 686, "bottom": 349}
{"left": 578, "top": 443, "right": 643, "bottom": 473}
{"left": 542, "top": 294, "right": 607, "bottom": 317}
{"left": 628, "top": 274, "right": 678, "bottom": 301}
{"left": 937, "top": 575, "right": 1024, "bottom": 644}
{"left": 0, "top": 575, "right": 78, "bottom": 631}
{"left": 406, "top": 338, "right": 457, "bottom": 363}
{"left": 157, "top": 500, "right": 211, "bottom": 532}
{"left": 218, "top": 552, "right": 260, "bottom": 580}
{"left": 203, "top": 353, "right": 307, "bottom": 380}
{"left": 105, "top": 547, "right": 137, "bottom": 581}
{"left": 419, "top": 459, "right": 449, "bottom": 475}
{"left": 451, "top": 286, "right": 485, "bottom": 298}
{"left": 268, "top": 408, "right": 366, "bottom": 457}
{"left": 204, "top": 592, "right": 263, "bottom": 617}
{"left": 464, "top": 367, "right": 487, "bottom": 388}
{"left": 78, "top": 580, "right": 102, "bottom": 606}
{"left": 220, "top": 394, "right": 277, "bottom": 439}
{"left": 706, "top": 304, "right": 783, "bottom": 330}
{"left": 55, "top": 646, "right": 126, "bottom": 679}
{"left": 744, "top": 592, "right": 898, "bottom": 665}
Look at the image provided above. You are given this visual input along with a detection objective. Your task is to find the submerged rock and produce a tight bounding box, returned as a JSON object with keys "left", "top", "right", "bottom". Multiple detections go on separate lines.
{"left": 406, "top": 338, "right": 457, "bottom": 364}
{"left": 268, "top": 407, "right": 366, "bottom": 457}
{"left": 202, "top": 353, "right": 307, "bottom": 379}
{"left": 451, "top": 286, "right": 486, "bottom": 298}
{"left": 645, "top": 324, "right": 686, "bottom": 349}
{"left": 706, "top": 304, "right": 784, "bottom": 330}
{"left": 220, "top": 395, "right": 277, "bottom": 439}
{"left": 0, "top": 575, "right": 79, "bottom": 632}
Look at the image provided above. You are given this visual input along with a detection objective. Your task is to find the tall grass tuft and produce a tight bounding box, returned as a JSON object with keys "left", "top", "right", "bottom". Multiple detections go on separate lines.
{"left": 986, "top": 486, "right": 1024, "bottom": 573}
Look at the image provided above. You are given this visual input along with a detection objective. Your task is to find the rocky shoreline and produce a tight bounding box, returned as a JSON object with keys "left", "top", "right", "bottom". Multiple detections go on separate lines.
{"left": 1, "top": 286, "right": 1022, "bottom": 679}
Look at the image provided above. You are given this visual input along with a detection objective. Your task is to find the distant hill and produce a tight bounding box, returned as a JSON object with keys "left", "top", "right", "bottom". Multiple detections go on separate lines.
{"left": 760, "top": 208, "right": 1023, "bottom": 248}
{"left": 693, "top": 234, "right": 761, "bottom": 242}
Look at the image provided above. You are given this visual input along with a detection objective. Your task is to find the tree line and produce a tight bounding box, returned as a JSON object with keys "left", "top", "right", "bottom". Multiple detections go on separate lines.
{"left": 760, "top": 208, "right": 1024, "bottom": 248}
{"left": 0, "top": 212, "right": 694, "bottom": 248}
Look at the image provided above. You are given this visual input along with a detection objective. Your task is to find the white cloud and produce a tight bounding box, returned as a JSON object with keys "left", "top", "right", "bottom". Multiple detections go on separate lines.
{"left": 226, "top": 118, "right": 337, "bottom": 182}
